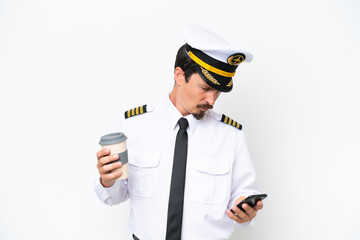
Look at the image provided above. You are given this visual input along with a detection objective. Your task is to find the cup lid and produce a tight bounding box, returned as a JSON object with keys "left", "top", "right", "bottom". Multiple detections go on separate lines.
{"left": 99, "top": 132, "right": 127, "bottom": 145}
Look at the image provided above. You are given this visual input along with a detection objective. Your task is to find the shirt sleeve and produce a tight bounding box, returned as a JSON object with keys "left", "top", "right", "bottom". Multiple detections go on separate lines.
{"left": 228, "top": 130, "right": 260, "bottom": 228}
{"left": 93, "top": 177, "right": 130, "bottom": 206}
{"left": 93, "top": 117, "right": 130, "bottom": 205}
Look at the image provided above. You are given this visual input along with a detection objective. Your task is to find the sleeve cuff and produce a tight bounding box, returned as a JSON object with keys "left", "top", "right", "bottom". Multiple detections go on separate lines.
{"left": 235, "top": 217, "right": 256, "bottom": 228}
{"left": 94, "top": 177, "right": 122, "bottom": 205}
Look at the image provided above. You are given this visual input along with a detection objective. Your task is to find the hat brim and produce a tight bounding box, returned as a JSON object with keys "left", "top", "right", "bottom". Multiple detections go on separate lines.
{"left": 195, "top": 65, "right": 233, "bottom": 93}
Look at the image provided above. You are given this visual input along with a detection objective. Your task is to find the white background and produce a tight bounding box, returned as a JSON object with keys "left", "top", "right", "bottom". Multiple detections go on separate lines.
{"left": 1, "top": 0, "right": 360, "bottom": 239}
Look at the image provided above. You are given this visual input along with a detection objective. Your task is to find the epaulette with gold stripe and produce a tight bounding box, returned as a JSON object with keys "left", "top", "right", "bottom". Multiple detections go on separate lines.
{"left": 124, "top": 105, "right": 147, "bottom": 119}
{"left": 220, "top": 114, "right": 242, "bottom": 130}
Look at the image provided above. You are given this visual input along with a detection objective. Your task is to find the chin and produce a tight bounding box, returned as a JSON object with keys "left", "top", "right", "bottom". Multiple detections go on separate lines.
{"left": 192, "top": 111, "right": 206, "bottom": 120}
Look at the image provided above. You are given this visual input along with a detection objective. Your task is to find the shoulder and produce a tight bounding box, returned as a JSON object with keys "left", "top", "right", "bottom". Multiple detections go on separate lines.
{"left": 123, "top": 104, "right": 155, "bottom": 120}
{"left": 219, "top": 114, "right": 242, "bottom": 130}
{"left": 207, "top": 110, "right": 242, "bottom": 130}
{"left": 116, "top": 103, "right": 156, "bottom": 133}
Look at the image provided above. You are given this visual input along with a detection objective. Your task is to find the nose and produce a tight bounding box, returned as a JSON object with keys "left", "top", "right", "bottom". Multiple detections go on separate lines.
{"left": 205, "top": 90, "right": 219, "bottom": 106}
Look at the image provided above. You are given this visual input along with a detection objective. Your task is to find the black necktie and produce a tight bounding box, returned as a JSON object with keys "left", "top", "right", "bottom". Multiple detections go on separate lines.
{"left": 166, "top": 117, "right": 189, "bottom": 240}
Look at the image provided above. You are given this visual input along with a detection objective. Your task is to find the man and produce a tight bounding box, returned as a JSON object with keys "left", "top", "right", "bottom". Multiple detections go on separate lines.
{"left": 94, "top": 25, "right": 263, "bottom": 240}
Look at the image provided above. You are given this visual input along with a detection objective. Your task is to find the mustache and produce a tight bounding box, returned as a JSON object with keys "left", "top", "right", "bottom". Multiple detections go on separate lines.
{"left": 196, "top": 104, "right": 213, "bottom": 110}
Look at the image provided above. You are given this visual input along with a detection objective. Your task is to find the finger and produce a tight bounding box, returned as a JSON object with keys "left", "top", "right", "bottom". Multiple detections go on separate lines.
{"left": 226, "top": 210, "right": 240, "bottom": 221}
{"left": 99, "top": 161, "right": 122, "bottom": 175}
{"left": 97, "top": 148, "right": 110, "bottom": 159}
{"left": 97, "top": 154, "right": 119, "bottom": 168}
{"left": 226, "top": 210, "right": 247, "bottom": 224}
{"left": 242, "top": 203, "right": 257, "bottom": 219}
{"left": 232, "top": 205, "right": 249, "bottom": 221}
{"left": 235, "top": 196, "right": 246, "bottom": 205}
{"left": 254, "top": 200, "right": 263, "bottom": 211}
{"left": 101, "top": 169, "right": 122, "bottom": 182}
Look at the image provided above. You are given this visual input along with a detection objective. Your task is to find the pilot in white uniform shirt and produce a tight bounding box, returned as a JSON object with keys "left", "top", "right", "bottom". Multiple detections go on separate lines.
{"left": 94, "top": 25, "right": 263, "bottom": 240}
{"left": 94, "top": 94, "right": 259, "bottom": 239}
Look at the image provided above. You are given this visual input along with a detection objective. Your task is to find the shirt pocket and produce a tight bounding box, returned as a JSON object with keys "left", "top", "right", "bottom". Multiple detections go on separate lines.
{"left": 128, "top": 151, "right": 160, "bottom": 198}
{"left": 188, "top": 157, "right": 231, "bottom": 204}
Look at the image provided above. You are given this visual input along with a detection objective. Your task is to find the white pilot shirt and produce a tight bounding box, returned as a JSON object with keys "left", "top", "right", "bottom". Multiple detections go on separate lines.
{"left": 94, "top": 94, "right": 259, "bottom": 240}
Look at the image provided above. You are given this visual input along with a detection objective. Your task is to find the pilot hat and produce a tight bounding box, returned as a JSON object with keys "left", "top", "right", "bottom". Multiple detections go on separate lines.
{"left": 184, "top": 25, "right": 252, "bottom": 92}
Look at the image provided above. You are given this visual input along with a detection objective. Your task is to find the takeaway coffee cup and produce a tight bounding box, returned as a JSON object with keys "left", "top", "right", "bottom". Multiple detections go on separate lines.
{"left": 99, "top": 132, "right": 128, "bottom": 180}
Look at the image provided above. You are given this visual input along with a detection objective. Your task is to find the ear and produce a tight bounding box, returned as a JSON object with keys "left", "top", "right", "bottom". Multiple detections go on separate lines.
{"left": 174, "top": 67, "right": 186, "bottom": 86}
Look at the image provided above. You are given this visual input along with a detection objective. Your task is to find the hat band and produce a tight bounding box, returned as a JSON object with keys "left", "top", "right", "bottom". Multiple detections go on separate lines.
{"left": 188, "top": 51, "right": 235, "bottom": 78}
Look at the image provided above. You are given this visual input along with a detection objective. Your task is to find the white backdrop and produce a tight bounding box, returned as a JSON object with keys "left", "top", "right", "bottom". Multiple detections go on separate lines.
{"left": 1, "top": 0, "right": 360, "bottom": 239}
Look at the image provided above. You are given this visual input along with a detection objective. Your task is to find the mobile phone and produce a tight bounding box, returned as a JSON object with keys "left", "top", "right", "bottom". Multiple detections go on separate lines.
{"left": 230, "top": 194, "right": 267, "bottom": 214}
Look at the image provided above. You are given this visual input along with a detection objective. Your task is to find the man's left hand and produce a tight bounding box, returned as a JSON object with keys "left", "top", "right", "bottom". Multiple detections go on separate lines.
{"left": 226, "top": 196, "right": 263, "bottom": 224}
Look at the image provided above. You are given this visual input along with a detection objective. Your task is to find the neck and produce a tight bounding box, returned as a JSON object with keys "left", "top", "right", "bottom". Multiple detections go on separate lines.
{"left": 169, "top": 88, "right": 189, "bottom": 117}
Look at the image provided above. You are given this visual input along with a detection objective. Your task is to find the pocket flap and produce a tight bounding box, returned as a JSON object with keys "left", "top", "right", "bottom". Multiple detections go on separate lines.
{"left": 194, "top": 157, "right": 230, "bottom": 175}
{"left": 128, "top": 151, "right": 160, "bottom": 168}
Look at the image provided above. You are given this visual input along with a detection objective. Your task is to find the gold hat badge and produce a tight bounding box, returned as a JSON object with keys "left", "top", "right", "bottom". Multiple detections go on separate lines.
{"left": 227, "top": 54, "right": 246, "bottom": 66}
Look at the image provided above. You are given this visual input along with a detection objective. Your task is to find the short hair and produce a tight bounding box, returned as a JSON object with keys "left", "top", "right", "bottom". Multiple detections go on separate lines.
{"left": 174, "top": 44, "right": 197, "bottom": 82}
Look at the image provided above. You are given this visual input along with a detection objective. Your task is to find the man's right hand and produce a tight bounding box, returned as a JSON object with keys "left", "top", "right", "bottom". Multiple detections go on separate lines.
{"left": 96, "top": 148, "right": 123, "bottom": 188}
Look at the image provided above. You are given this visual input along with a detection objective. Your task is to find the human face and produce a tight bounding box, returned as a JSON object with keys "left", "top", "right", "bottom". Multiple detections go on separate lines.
{"left": 179, "top": 73, "right": 221, "bottom": 120}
